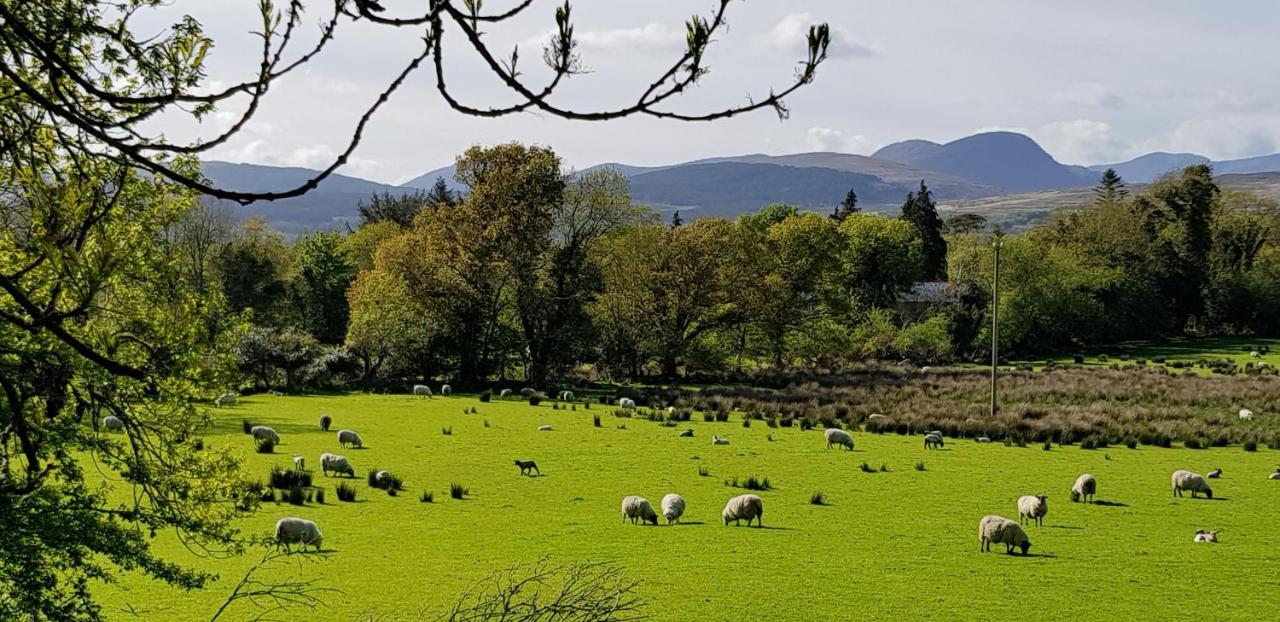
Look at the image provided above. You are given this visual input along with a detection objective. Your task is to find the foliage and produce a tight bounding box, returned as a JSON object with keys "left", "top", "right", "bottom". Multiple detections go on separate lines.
{"left": 291, "top": 232, "right": 356, "bottom": 344}
{"left": 900, "top": 181, "right": 948, "bottom": 280}
{"left": 358, "top": 191, "right": 429, "bottom": 228}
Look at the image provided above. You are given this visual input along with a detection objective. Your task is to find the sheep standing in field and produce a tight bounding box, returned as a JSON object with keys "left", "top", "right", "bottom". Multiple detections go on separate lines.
{"left": 666, "top": 406, "right": 676, "bottom": 416}
{"left": 924, "top": 434, "right": 944, "bottom": 450}
{"left": 292, "top": 456, "right": 305, "bottom": 471}
{"left": 976, "top": 437, "right": 992, "bottom": 443}
{"left": 102, "top": 415, "right": 125, "bottom": 432}
{"left": 274, "top": 517, "right": 323, "bottom": 552}
{"left": 1172, "top": 470, "right": 1213, "bottom": 499}
{"left": 722, "top": 494, "right": 763, "bottom": 527}
{"left": 1269, "top": 469, "right": 1280, "bottom": 480}
{"left": 1017, "top": 495, "right": 1049, "bottom": 526}
{"left": 537, "top": 424, "right": 554, "bottom": 432}
{"left": 979, "top": 515, "right": 1031, "bottom": 555}
{"left": 621, "top": 496, "right": 658, "bottom": 525}
{"left": 1239, "top": 408, "right": 1253, "bottom": 420}
{"left": 413, "top": 384, "right": 432, "bottom": 398}
{"left": 824, "top": 427, "right": 854, "bottom": 450}
{"left": 500, "top": 389, "right": 513, "bottom": 398}
{"left": 319, "top": 414, "right": 332, "bottom": 431}
{"left": 441, "top": 384, "right": 452, "bottom": 396}
{"left": 1207, "top": 468, "right": 1222, "bottom": 479}
{"left": 661, "top": 493, "right": 686, "bottom": 524}
{"left": 514, "top": 459, "right": 540, "bottom": 476}
{"left": 619, "top": 397, "right": 636, "bottom": 410}
{"left": 214, "top": 392, "right": 237, "bottom": 407}
{"left": 559, "top": 390, "right": 575, "bottom": 402}
{"left": 337, "top": 429, "right": 363, "bottom": 449}
{"left": 1193, "top": 529, "right": 1219, "bottom": 543}
{"left": 867, "top": 414, "right": 888, "bottom": 421}
{"left": 373, "top": 470, "right": 393, "bottom": 488}
{"left": 1250, "top": 351, "right": 1261, "bottom": 358}
{"left": 251, "top": 426, "right": 281, "bottom": 444}
{"left": 521, "top": 388, "right": 536, "bottom": 398}
{"left": 712, "top": 436, "right": 729, "bottom": 446}
{"left": 679, "top": 429, "right": 694, "bottom": 438}
{"left": 1071, "top": 474, "right": 1097, "bottom": 503}
{"left": 320, "top": 453, "right": 354, "bottom": 477}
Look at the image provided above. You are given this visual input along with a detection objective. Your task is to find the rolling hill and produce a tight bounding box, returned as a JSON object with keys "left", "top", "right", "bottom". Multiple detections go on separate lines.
{"left": 1089, "top": 152, "right": 1210, "bottom": 183}
{"left": 873, "top": 132, "right": 1095, "bottom": 193}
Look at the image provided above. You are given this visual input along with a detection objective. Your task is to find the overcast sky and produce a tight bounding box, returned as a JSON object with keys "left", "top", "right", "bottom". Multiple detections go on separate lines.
{"left": 146, "top": 1, "right": 1280, "bottom": 184}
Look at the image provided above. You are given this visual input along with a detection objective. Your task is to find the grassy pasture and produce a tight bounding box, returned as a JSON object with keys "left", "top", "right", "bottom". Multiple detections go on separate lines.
{"left": 96, "top": 392, "right": 1280, "bottom": 621}
{"left": 1007, "top": 336, "right": 1280, "bottom": 374}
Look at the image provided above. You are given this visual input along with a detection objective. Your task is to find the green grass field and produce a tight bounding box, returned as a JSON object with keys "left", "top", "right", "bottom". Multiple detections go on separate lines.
{"left": 1007, "top": 336, "right": 1280, "bottom": 374}
{"left": 96, "top": 392, "right": 1280, "bottom": 621}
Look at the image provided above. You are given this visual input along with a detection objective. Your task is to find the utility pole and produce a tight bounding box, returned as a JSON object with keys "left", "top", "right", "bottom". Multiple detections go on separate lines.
{"left": 990, "top": 232, "right": 1003, "bottom": 417}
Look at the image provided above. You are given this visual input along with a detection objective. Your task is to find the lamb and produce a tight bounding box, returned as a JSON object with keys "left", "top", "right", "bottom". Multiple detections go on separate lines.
{"left": 1193, "top": 529, "right": 1219, "bottom": 543}
{"left": 412, "top": 384, "right": 432, "bottom": 397}
{"left": 250, "top": 426, "right": 281, "bottom": 444}
{"left": 660, "top": 493, "right": 686, "bottom": 524}
{"left": 924, "top": 434, "right": 944, "bottom": 450}
{"left": 1207, "top": 468, "right": 1222, "bottom": 479}
{"left": 1172, "top": 470, "right": 1213, "bottom": 499}
{"left": 978, "top": 515, "right": 1031, "bottom": 555}
{"left": 1071, "top": 474, "right": 1097, "bottom": 503}
{"left": 537, "top": 424, "right": 554, "bottom": 432}
{"left": 292, "top": 456, "right": 305, "bottom": 471}
{"left": 514, "top": 459, "right": 540, "bottom": 476}
{"left": 620, "top": 496, "right": 658, "bottom": 525}
{"left": 320, "top": 453, "right": 354, "bottom": 478}
{"left": 274, "top": 517, "right": 323, "bottom": 552}
{"left": 440, "top": 384, "right": 452, "bottom": 396}
{"left": 102, "top": 415, "right": 125, "bottom": 432}
{"left": 722, "top": 494, "right": 763, "bottom": 527}
{"left": 214, "top": 392, "right": 237, "bottom": 407}
{"left": 319, "top": 414, "right": 332, "bottom": 431}
{"left": 824, "top": 427, "right": 854, "bottom": 450}
{"left": 1239, "top": 408, "right": 1253, "bottom": 420}
{"left": 619, "top": 397, "right": 636, "bottom": 410}
{"left": 337, "top": 429, "right": 363, "bottom": 449}
{"left": 1017, "top": 495, "right": 1049, "bottom": 526}
{"left": 679, "top": 429, "right": 694, "bottom": 438}
{"left": 712, "top": 436, "right": 730, "bottom": 445}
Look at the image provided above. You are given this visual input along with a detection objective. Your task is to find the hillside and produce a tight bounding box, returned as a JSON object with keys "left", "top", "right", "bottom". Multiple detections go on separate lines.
{"left": 1089, "top": 152, "right": 1210, "bottom": 183}
{"left": 874, "top": 132, "right": 1094, "bottom": 193}
{"left": 625, "top": 162, "right": 902, "bottom": 216}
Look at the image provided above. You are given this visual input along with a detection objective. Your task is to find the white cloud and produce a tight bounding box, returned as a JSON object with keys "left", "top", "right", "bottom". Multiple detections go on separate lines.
{"left": 523, "top": 23, "right": 684, "bottom": 55}
{"left": 1036, "top": 120, "right": 1131, "bottom": 165}
{"left": 1156, "top": 116, "right": 1280, "bottom": 160}
{"left": 763, "top": 13, "right": 874, "bottom": 59}
{"left": 212, "top": 140, "right": 383, "bottom": 178}
{"left": 805, "top": 126, "right": 871, "bottom": 153}
{"left": 1051, "top": 82, "right": 1126, "bottom": 110}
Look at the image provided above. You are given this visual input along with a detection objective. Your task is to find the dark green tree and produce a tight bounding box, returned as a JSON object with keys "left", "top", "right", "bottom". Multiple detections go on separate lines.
{"left": 943, "top": 213, "right": 987, "bottom": 235}
{"left": 215, "top": 218, "right": 291, "bottom": 326}
{"left": 900, "top": 181, "right": 948, "bottom": 280}
{"left": 1094, "top": 168, "right": 1129, "bottom": 202}
{"left": 671, "top": 210, "right": 684, "bottom": 228}
{"left": 832, "top": 188, "right": 858, "bottom": 221}
{"left": 292, "top": 232, "right": 357, "bottom": 344}
{"left": 357, "top": 191, "right": 428, "bottom": 227}
{"left": 426, "top": 176, "right": 458, "bottom": 208}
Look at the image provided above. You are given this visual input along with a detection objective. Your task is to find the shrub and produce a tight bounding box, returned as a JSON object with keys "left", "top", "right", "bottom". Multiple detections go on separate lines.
{"left": 698, "top": 466, "right": 709, "bottom": 477}
{"left": 593, "top": 414, "right": 601, "bottom": 427}
{"left": 450, "top": 482, "right": 469, "bottom": 500}
{"left": 286, "top": 485, "right": 306, "bottom": 506}
{"left": 367, "top": 470, "right": 381, "bottom": 488}
{"left": 1043, "top": 440, "right": 1052, "bottom": 451}
{"left": 809, "top": 492, "right": 826, "bottom": 505}
{"left": 1153, "top": 357, "right": 1166, "bottom": 364}
{"left": 259, "top": 488, "right": 276, "bottom": 503}
{"left": 1184, "top": 438, "right": 1203, "bottom": 450}
{"left": 256, "top": 438, "right": 275, "bottom": 454}
{"left": 724, "top": 475, "right": 771, "bottom": 491}
{"left": 1072, "top": 355, "right": 1084, "bottom": 365}
{"left": 420, "top": 491, "right": 434, "bottom": 503}
{"left": 1097, "top": 354, "right": 1108, "bottom": 362}
{"left": 242, "top": 420, "right": 253, "bottom": 435}
{"left": 336, "top": 483, "right": 357, "bottom": 502}
{"left": 192, "top": 439, "right": 204, "bottom": 451}
{"left": 479, "top": 390, "right": 492, "bottom": 403}
{"left": 1125, "top": 438, "right": 1138, "bottom": 449}
{"left": 702, "top": 412, "right": 715, "bottom": 422}
{"left": 483, "top": 418, "right": 490, "bottom": 428}
{"left": 915, "top": 461, "right": 926, "bottom": 471}
{"left": 315, "top": 488, "right": 326, "bottom": 504}
{"left": 1244, "top": 440, "right": 1258, "bottom": 452}
{"left": 442, "top": 426, "right": 452, "bottom": 436}
{"left": 584, "top": 400, "right": 591, "bottom": 409}
{"left": 859, "top": 462, "right": 875, "bottom": 473}
{"left": 269, "top": 467, "right": 312, "bottom": 490}
{"left": 741, "top": 418, "right": 751, "bottom": 428}
{"left": 528, "top": 393, "right": 543, "bottom": 406}
{"left": 879, "top": 463, "right": 889, "bottom": 472}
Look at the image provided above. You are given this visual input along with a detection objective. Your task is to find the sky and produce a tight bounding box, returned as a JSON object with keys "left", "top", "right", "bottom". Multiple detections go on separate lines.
{"left": 143, "top": 0, "right": 1280, "bottom": 184}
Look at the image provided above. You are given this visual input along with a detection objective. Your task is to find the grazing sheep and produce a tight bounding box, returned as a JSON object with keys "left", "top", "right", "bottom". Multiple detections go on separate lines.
{"left": 292, "top": 456, "right": 305, "bottom": 471}
{"left": 666, "top": 406, "right": 676, "bottom": 415}
{"left": 924, "top": 434, "right": 944, "bottom": 450}
{"left": 976, "top": 437, "right": 992, "bottom": 443}
{"left": 712, "top": 436, "right": 730, "bottom": 446}
{"left": 978, "top": 515, "right": 1031, "bottom": 555}
{"left": 926, "top": 430, "right": 942, "bottom": 437}
{"left": 102, "top": 415, "right": 125, "bottom": 432}
{"left": 867, "top": 414, "right": 888, "bottom": 421}
{"left": 1172, "top": 470, "right": 1213, "bottom": 499}
{"left": 319, "top": 414, "right": 332, "bottom": 431}
{"left": 320, "top": 453, "right": 354, "bottom": 478}
{"left": 274, "top": 517, "right": 323, "bottom": 552}
{"left": 722, "top": 494, "right": 764, "bottom": 527}
{"left": 374, "top": 470, "right": 393, "bottom": 488}
{"left": 824, "top": 428, "right": 854, "bottom": 450}
{"left": 514, "top": 459, "right": 540, "bottom": 476}
{"left": 1071, "top": 474, "right": 1097, "bottom": 503}
{"left": 500, "top": 389, "right": 513, "bottom": 398}
{"left": 1193, "top": 529, "right": 1219, "bottom": 543}
{"left": 620, "top": 496, "right": 658, "bottom": 525}
{"left": 660, "top": 493, "right": 686, "bottom": 524}
{"left": 250, "top": 426, "right": 281, "bottom": 444}
{"left": 1017, "top": 495, "right": 1049, "bottom": 526}
{"left": 214, "top": 392, "right": 237, "bottom": 407}
{"left": 619, "top": 397, "right": 636, "bottom": 410}
{"left": 1239, "top": 408, "right": 1253, "bottom": 420}
{"left": 537, "top": 424, "right": 554, "bottom": 432}
{"left": 520, "top": 388, "right": 536, "bottom": 398}
{"left": 441, "top": 384, "right": 452, "bottom": 396}
{"left": 679, "top": 429, "right": 694, "bottom": 438}
{"left": 1207, "top": 468, "right": 1222, "bottom": 479}
{"left": 559, "top": 391, "right": 575, "bottom": 402}
{"left": 1250, "top": 351, "right": 1261, "bottom": 358}
{"left": 412, "top": 384, "right": 432, "bottom": 397}
{"left": 337, "top": 429, "right": 363, "bottom": 449}
{"left": 1269, "top": 470, "right": 1280, "bottom": 480}
{"left": 270, "top": 390, "right": 284, "bottom": 397}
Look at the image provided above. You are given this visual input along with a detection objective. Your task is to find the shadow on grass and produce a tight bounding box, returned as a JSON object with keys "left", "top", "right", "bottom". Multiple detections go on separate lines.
{"left": 671, "top": 521, "right": 706, "bottom": 526}
{"left": 1047, "top": 525, "right": 1084, "bottom": 530}
{"left": 1092, "top": 500, "right": 1129, "bottom": 507}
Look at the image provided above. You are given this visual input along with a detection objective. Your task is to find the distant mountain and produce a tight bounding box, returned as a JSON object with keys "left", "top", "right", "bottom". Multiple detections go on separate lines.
{"left": 399, "top": 164, "right": 462, "bottom": 192}
{"left": 1214, "top": 153, "right": 1280, "bottom": 176}
{"left": 1089, "top": 152, "right": 1210, "bottom": 183}
{"left": 874, "top": 132, "right": 1094, "bottom": 193}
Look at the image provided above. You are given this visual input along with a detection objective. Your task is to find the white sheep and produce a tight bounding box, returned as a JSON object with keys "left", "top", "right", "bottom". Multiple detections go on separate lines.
{"left": 1071, "top": 474, "right": 1096, "bottom": 503}
{"left": 924, "top": 433, "right": 944, "bottom": 450}
{"left": 722, "top": 494, "right": 763, "bottom": 527}
{"left": 214, "top": 392, "right": 237, "bottom": 407}
{"left": 274, "top": 517, "right": 323, "bottom": 552}
{"left": 319, "top": 452, "right": 354, "bottom": 478}
{"left": 269, "top": 390, "right": 284, "bottom": 397}
{"left": 1239, "top": 408, "right": 1253, "bottom": 420}
{"left": 660, "top": 493, "right": 686, "bottom": 524}
{"left": 1017, "top": 495, "right": 1049, "bottom": 526}
{"left": 1207, "top": 468, "right": 1222, "bottom": 479}
{"left": 500, "top": 389, "right": 513, "bottom": 398}
{"left": 1193, "top": 529, "right": 1219, "bottom": 543}
{"left": 867, "top": 414, "right": 888, "bottom": 421}
{"left": 250, "top": 426, "right": 281, "bottom": 444}
{"left": 678, "top": 429, "right": 694, "bottom": 438}
{"left": 666, "top": 406, "right": 676, "bottom": 415}
{"left": 1172, "top": 470, "right": 1213, "bottom": 499}
{"left": 1250, "top": 351, "right": 1261, "bottom": 358}
{"left": 520, "top": 388, "right": 536, "bottom": 398}
{"left": 102, "top": 415, "right": 125, "bottom": 432}
{"left": 620, "top": 496, "right": 658, "bottom": 525}
{"left": 619, "top": 397, "right": 636, "bottom": 410}
{"left": 292, "top": 456, "right": 305, "bottom": 471}
{"left": 979, "top": 515, "right": 1031, "bottom": 555}
{"left": 559, "top": 390, "right": 575, "bottom": 402}
{"left": 976, "top": 437, "right": 992, "bottom": 443}
{"left": 824, "top": 428, "right": 854, "bottom": 450}
{"left": 337, "top": 429, "right": 363, "bottom": 449}
{"left": 440, "top": 384, "right": 452, "bottom": 396}
{"left": 374, "top": 470, "right": 393, "bottom": 488}
{"left": 413, "top": 384, "right": 432, "bottom": 397}
{"left": 711, "top": 436, "right": 730, "bottom": 446}
{"left": 538, "top": 424, "right": 554, "bottom": 432}
{"left": 1269, "top": 470, "right": 1280, "bottom": 480}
